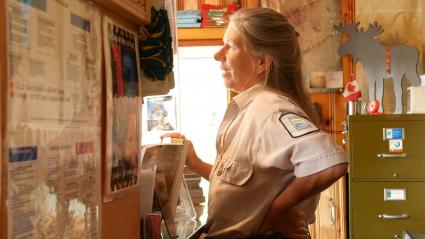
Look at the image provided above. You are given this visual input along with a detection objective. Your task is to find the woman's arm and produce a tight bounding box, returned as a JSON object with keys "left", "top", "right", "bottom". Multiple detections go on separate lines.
{"left": 258, "top": 163, "right": 348, "bottom": 235}
{"left": 185, "top": 141, "right": 212, "bottom": 180}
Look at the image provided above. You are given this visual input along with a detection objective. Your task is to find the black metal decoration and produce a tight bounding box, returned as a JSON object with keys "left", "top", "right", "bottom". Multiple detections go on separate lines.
{"left": 335, "top": 21, "right": 421, "bottom": 113}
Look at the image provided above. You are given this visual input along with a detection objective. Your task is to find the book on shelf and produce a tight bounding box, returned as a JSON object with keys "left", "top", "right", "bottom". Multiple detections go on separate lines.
{"left": 177, "top": 23, "right": 201, "bottom": 28}
{"left": 200, "top": 3, "right": 240, "bottom": 28}
{"left": 177, "top": 9, "right": 201, "bottom": 19}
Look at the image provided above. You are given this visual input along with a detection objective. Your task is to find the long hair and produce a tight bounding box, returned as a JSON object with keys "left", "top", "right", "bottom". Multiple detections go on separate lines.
{"left": 230, "top": 8, "right": 319, "bottom": 126}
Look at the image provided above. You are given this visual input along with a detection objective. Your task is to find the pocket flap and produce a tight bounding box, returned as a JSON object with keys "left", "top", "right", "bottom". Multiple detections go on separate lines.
{"left": 217, "top": 161, "right": 253, "bottom": 186}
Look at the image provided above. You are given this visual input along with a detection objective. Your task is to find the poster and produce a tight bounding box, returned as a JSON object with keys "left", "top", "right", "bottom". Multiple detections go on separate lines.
{"left": 5, "top": 0, "right": 102, "bottom": 237}
{"left": 103, "top": 17, "right": 142, "bottom": 197}
{"left": 7, "top": 0, "right": 102, "bottom": 127}
{"left": 7, "top": 125, "right": 101, "bottom": 238}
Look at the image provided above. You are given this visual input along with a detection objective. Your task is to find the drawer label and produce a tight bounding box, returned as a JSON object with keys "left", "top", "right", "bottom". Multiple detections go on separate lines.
{"left": 389, "top": 139, "right": 403, "bottom": 152}
{"left": 383, "top": 128, "right": 404, "bottom": 140}
{"left": 384, "top": 188, "right": 406, "bottom": 201}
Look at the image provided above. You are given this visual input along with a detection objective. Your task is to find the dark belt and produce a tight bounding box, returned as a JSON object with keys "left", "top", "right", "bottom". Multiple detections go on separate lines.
{"left": 242, "top": 231, "right": 311, "bottom": 239}
{"left": 201, "top": 229, "right": 311, "bottom": 239}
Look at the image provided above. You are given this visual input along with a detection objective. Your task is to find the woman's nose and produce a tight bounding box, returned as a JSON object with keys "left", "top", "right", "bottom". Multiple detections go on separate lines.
{"left": 214, "top": 47, "right": 225, "bottom": 61}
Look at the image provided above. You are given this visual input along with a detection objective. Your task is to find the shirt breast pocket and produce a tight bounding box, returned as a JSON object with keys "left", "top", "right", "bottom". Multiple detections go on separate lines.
{"left": 217, "top": 160, "right": 253, "bottom": 186}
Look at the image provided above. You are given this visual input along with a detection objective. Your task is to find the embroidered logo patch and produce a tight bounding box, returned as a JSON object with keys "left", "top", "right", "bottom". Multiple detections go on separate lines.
{"left": 279, "top": 112, "right": 319, "bottom": 138}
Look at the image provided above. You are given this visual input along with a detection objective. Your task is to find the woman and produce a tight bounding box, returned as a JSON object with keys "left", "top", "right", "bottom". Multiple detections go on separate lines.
{"left": 163, "top": 8, "right": 348, "bottom": 239}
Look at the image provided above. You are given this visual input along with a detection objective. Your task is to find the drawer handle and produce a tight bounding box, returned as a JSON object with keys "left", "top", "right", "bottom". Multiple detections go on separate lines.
{"left": 377, "top": 153, "right": 407, "bottom": 158}
{"left": 329, "top": 199, "right": 335, "bottom": 225}
{"left": 378, "top": 213, "right": 409, "bottom": 219}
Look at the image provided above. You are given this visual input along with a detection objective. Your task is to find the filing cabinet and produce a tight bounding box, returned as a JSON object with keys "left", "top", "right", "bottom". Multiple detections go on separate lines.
{"left": 348, "top": 115, "right": 425, "bottom": 239}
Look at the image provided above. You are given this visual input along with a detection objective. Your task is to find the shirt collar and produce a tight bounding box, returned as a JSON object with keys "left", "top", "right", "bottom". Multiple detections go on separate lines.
{"left": 233, "top": 84, "right": 265, "bottom": 110}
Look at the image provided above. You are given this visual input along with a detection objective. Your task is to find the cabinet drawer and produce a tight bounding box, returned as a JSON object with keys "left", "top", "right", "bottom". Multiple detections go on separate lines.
{"left": 350, "top": 181, "right": 425, "bottom": 239}
{"left": 349, "top": 120, "right": 425, "bottom": 179}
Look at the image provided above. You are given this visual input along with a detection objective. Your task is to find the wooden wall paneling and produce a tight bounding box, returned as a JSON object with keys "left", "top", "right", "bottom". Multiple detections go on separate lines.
{"left": 240, "top": 0, "right": 259, "bottom": 8}
{"left": 101, "top": 190, "right": 141, "bottom": 239}
{"left": 1, "top": 0, "right": 6, "bottom": 238}
{"left": 204, "top": 0, "right": 220, "bottom": 5}
{"left": 177, "top": 0, "right": 184, "bottom": 10}
{"left": 181, "top": 0, "right": 199, "bottom": 10}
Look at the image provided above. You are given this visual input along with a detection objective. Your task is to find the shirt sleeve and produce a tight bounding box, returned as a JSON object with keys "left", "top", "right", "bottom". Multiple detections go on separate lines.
{"left": 256, "top": 111, "right": 347, "bottom": 177}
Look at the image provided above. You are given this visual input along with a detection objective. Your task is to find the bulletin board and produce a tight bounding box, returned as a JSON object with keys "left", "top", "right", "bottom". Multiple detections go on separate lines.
{"left": 4, "top": 0, "right": 102, "bottom": 237}
{"left": 1, "top": 0, "right": 151, "bottom": 239}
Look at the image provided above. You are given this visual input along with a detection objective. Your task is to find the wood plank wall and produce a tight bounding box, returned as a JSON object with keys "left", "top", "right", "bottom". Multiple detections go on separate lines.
{"left": 0, "top": 0, "right": 6, "bottom": 238}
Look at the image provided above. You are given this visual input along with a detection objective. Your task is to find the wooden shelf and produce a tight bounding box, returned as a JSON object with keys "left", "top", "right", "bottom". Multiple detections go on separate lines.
{"left": 177, "top": 27, "right": 225, "bottom": 46}
{"left": 177, "top": 27, "right": 225, "bottom": 40}
{"left": 92, "top": 0, "right": 150, "bottom": 25}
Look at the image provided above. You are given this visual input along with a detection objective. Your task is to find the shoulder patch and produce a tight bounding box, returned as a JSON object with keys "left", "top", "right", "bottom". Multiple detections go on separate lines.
{"left": 279, "top": 112, "right": 319, "bottom": 138}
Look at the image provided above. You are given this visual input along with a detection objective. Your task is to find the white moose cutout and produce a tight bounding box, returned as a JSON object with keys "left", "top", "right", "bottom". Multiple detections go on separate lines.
{"left": 335, "top": 21, "right": 421, "bottom": 114}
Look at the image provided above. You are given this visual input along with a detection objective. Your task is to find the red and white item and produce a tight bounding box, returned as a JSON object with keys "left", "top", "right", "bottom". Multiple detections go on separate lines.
{"left": 343, "top": 74, "right": 362, "bottom": 101}
{"left": 367, "top": 99, "right": 380, "bottom": 114}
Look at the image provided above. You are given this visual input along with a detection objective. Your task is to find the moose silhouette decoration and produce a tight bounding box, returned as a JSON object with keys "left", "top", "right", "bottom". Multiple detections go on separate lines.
{"left": 335, "top": 21, "right": 421, "bottom": 113}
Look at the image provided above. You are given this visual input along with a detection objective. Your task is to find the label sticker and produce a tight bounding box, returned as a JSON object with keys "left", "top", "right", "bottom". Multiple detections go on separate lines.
{"left": 279, "top": 113, "right": 319, "bottom": 138}
{"left": 384, "top": 188, "right": 406, "bottom": 201}
{"left": 389, "top": 139, "right": 403, "bottom": 152}
{"left": 383, "top": 128, "right": 404, "bottom": 140}
{"left": 8, "top": 146, "right": 38, "bottom": 163}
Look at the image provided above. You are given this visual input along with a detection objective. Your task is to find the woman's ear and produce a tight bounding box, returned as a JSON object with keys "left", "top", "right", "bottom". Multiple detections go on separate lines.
{"left": 256, "top": 55, "right": 272, "bottom": 75}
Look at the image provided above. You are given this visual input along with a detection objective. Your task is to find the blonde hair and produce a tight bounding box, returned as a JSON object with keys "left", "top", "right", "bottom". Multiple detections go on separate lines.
{"left": 230, "top": 8, "right": 319, "bottom": 126}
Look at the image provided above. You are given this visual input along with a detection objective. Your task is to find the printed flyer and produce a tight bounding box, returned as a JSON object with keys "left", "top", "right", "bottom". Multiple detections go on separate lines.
{"left": 7, "top": 0, "right": 102, "bottom": 127}
{"left": 7, "top": 125, "right": 101, "bottom": 238}
{"left": 103, "top": 17, "right": 142, "bottom": 197}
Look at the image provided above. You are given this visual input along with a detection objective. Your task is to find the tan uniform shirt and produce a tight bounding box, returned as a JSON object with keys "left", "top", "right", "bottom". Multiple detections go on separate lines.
{"left": 206, "top": 84, "right": 347, "bottom": 238}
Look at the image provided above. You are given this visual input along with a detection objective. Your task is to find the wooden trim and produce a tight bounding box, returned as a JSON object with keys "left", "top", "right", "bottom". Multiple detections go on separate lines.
{"left": 177, "top": 27, "right": 225, "bottom": 40}
{"left": 177, "top": 0, "right": 184, "bottom": 10}
{"left": 245, "top": 0, "right": 259, "bottom": 7}
{"left": 341, "top": 0, "right": 355, "bottom": 84}
{"left": 92, "top": 0, "right": 150, "bottom": 25}
{"left": 177, "top": 27, "right": 225, "bottom": 46}
{"left": 340, "top": 1, "right": 354, "bottom": 239}
{"left": 178, "top": 39, "right": 223, "bottom": 46}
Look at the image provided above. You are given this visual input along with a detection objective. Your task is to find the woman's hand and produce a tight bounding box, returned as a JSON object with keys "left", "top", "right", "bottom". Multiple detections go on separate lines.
{"left": 257, "top": 206, "right": 309, "bottom": 239}
{"left": 160, "top": 133, "right": 200, "bottom": 168}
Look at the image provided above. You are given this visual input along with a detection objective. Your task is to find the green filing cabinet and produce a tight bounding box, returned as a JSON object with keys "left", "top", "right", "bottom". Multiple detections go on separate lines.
{"left": 348, "top": 115, "right": 425, "bottom": 239}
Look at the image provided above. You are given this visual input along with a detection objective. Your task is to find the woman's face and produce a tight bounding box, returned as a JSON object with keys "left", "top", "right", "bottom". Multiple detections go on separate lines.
{"left": 214, "top": 22, "right": 265, "bottom": 93}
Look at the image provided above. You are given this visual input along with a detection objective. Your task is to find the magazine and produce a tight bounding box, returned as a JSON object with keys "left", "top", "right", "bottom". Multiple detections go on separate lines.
{"left": 140, "top": 140, "right": 189, "bottom": 238}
